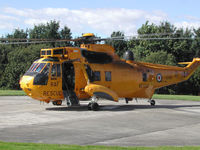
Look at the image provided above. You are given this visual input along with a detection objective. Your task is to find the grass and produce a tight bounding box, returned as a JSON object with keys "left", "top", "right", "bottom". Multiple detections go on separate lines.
{"left": 153, "top": 94, "right": 200, "bottom": 101}
{"left": 0, "top": 141, "right": 200, "bottom": 150}
{"left": 0, "top": 90, "right": 26, "bottom": 96}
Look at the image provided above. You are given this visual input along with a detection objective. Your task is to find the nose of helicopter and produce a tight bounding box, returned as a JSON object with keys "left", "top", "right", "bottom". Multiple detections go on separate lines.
{"left": 20, "top": 75, "right": 34, "bottom": 96}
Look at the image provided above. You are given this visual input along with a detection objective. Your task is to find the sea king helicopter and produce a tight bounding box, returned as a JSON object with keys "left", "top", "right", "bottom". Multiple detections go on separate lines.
{"left": 19, "top": 33, "right": 200, "bottom": 111}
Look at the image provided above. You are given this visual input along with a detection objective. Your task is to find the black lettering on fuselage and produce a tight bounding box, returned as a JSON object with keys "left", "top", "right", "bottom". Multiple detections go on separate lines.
{"left": 50, "top": 82, "right": 58, "bottom": 87}
{"left": 43, "top": 91, "right": 62, "bottom": 96}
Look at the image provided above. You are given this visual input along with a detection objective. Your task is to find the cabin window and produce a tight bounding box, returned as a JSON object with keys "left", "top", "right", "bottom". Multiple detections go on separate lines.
{"left": 57, "top": 64, "right": 61, "bottom": 77}
{"left": 51, "top": 64, "right": 61, "bottom": 77}
{"left": 94, "top": 71, "right": 101, "bottom": 81}
{"left": 47, "top": 50, "right": 51, "bottom": 55}
{"left": 53, "top": 49, "right": 63, "bottom": 55}
{"left": 41, "top": 51, "right": 46, "bottom": 55}
{"left": 105, "top": 71, "right": 111, "bottom": 81}
{"left": 51, "top": 64, "right": 56, "bottom": 77}
{"left": 143, "top": 73, "right": 147, "bottom": 82}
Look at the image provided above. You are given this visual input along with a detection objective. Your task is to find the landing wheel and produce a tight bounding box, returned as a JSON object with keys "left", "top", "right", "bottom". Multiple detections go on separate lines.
{"left": 91, "top": 102, "right": 99, "bottom": 111}
{"left": 88, "top": 102, "right": 99, "bottom": 111}
{"left": 150, "top": 100, "right": 155, "bottom": 106}
{"left": 52, "top": 100, "right": 62, "bottom": 106}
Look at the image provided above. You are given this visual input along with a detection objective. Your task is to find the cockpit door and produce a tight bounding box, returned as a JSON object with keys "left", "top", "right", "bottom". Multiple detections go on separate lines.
{"left": 43, "top": 63, "right": 63, "bottom": 99}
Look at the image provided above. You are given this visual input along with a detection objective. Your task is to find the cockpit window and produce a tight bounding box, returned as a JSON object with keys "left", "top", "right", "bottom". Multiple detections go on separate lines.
{"left": 27, "top": 63, "right": 46, "bottom": 73}
{"left": 33, "top": 63, "right": 50, "bottom": 85}
{"left": 35, "top": 63, "right": 46, "bottom": 73}
{"left": 27, "top": 63, "right": 35, "bottom": 72}
{"left": 32, "top": 63, "right": 40, "bottom": 72}
{"left": 41, "top": 63, "right": 50, "bottom": 74}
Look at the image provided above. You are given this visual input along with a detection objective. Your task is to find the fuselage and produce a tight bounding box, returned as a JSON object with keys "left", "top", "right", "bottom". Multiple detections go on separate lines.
{"left": 20, "top": 44, "right": 200, "bottom": 103}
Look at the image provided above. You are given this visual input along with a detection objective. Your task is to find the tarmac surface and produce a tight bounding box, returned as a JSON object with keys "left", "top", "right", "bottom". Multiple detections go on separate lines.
{"left": 0, "top": 96, "right": 200, "bottom": 146}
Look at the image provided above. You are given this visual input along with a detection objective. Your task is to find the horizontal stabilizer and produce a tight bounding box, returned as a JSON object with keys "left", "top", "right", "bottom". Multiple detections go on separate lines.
{"left": 178, "top": 62, "right": 191, "bottom": 65}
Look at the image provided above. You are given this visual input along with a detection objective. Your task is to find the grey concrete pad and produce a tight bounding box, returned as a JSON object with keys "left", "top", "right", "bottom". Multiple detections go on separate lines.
{"left": 0, "top": 96, "right": 200, "bottom": 146}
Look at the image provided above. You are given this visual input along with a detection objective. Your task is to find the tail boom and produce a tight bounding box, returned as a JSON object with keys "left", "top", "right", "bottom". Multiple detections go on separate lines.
{"left": 144, "top": 58, "right": 200, "bottom": 90}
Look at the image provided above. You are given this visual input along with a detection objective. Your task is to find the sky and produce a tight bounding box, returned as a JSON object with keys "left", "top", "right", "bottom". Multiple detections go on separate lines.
{"left": 0, "top": 0, "right": 200, "bottom": 37}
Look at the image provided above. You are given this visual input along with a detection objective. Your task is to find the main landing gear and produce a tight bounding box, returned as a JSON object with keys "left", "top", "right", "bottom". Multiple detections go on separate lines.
{"left": 148, "top": 99, "right": 156, "bottom": 106}
{"left": 88, "top": 96, "right": 99, "bottom": 111}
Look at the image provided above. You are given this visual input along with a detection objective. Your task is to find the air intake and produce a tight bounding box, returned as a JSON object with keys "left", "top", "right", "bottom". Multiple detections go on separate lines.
{"left": 123, "top": 50, "right": 134, "bottom": 61}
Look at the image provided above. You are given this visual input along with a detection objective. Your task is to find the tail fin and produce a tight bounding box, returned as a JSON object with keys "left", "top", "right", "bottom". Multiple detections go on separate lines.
{"left": 184, "top": 58, "right": 200, "bottom": 80}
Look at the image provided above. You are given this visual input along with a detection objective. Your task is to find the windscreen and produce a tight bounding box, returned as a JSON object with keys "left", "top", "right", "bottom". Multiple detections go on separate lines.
{"left": 33, "top": 63, "right": 51, "bottom": 85}
{"left": 27, "top": 63, "right": 46, "bottom": 73}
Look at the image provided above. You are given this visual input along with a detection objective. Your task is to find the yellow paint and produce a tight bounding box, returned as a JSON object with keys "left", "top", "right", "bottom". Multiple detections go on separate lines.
{"left": 85, "top": 84, "right": 118, "bottom": 102}
{"left": 82, "top": 33, "right": 95, "bottom": 37}
{"left": 19, "top": 34, "right": 200, "bottom": 105}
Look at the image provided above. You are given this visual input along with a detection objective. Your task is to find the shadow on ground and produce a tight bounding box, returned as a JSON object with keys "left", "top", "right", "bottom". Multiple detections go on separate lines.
{"left": 46, "top": 104, "right": 200, "bottom": 112}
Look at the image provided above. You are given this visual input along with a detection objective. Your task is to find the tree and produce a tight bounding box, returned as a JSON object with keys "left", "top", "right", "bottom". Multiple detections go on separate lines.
{"left": 106, "top": 31, "right": 128, "bottom": 57}
{"left": 29, "top": 20, "right": 60, "bottom": 39}
{"left": 192, "top": 28, "right": 200, "bottom": 58}
{"left": 29, "top": 24, "right": 47, "bottom": 39}
{"left": 0, "top": 45, "right": 12, "bottom": 87}
{"left": 46, "top": 20, "right": 60, "bottom": 39}
{"left": 59, "top": 26, "right": 72, "bottom": 46}
{"left": 6, "top": 29, "right": 28, "bottom": 39}
{"left": 143, "top": 51, "right": 176, "bottom": 66}
{"left": 0, "top": 44, "right": 51, "bottom": 89}
{"left": 60, "top": 26, "right": 72, "bottom": 39}
{"left": 29, "top": 21, "right": 72, "bottom": 47}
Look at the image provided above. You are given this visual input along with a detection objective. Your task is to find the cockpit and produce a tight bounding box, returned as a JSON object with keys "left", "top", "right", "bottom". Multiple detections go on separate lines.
{"left": 25, "top": 62, "right": 51, "bottom": 85}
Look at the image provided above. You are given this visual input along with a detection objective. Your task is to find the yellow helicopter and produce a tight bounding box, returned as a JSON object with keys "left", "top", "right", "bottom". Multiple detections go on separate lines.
{"left": 19, "top": 33, "right": 200, "bottom": 110}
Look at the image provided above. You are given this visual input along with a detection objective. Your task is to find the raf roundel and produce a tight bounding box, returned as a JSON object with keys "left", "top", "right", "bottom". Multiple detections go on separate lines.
{"left": 156, "top": 73, "right": 162, "bottom": 82}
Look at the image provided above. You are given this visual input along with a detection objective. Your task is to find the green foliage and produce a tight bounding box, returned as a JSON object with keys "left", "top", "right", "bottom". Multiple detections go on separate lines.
{"left": 0, "top": 44, "right": 51, "bottom": 89}
{"left": 6, "top": 29, "right": 28, "bottom": 39}
{"left": 60, "top": 26, "right": 72, "bottom": 39}
{"left": 29, "top": 20, "right": 59, "bottom": 39}
{"left": 106, "top": 31, "right": 128, "bottom": 57}
{"left": 58, "top": 26, "right": 72, "bottom": 47}
{"left": 29, "top": 20, "right": 72, "bottom": 47}
{"left": 142, "top": 51, "right": 176, "bottom": 66}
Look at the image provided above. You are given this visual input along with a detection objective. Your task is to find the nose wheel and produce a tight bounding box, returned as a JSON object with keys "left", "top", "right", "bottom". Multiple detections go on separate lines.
{"left": 88, "top": 102, "right": 99, "bottom": 111}
{"left": 148, "top": 99, "right": 156, "bottom": 106}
